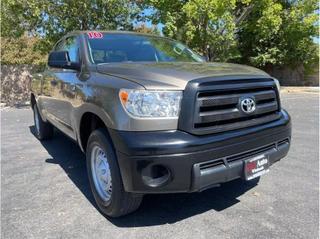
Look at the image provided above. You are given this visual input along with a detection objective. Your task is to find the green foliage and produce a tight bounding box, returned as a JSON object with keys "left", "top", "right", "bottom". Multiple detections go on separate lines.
{"left": 1, "top": 0, "right": 140, "bottom": 52}
{"left": 133, "top": 24, "right": 160, "bottom": 35}
{"left": 145, "top": 0, "right": 319, "bottom": 68}
{"left": 182, "top": 0, "right": 239, "bottom": 61}
{"left": 144, "top": 0, "right": 253, "bottom": 61}
{"left": 1, "top": 35, "right": 47, "bottom": 67}
{"left": 238, "top": 0, "right": 319, "bottom": 68}
{"left": 40, "top": 0, "right": 140, "bottom": 48}
{"left": 1, "top": 0, "right": 318, "bottom": 72}
{"left": 1, "top": 0, "right": 40, "bottom": 38}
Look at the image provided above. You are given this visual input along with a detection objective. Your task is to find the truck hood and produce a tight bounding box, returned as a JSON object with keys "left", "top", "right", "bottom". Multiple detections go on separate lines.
{"left": 96, "top": 62, "right": 269, "bottom": 90}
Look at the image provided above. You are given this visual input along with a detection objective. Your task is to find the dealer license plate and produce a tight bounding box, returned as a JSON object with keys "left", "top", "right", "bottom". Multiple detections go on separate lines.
{"left": 244, "top": 154, "right": 270, "bottom": 181}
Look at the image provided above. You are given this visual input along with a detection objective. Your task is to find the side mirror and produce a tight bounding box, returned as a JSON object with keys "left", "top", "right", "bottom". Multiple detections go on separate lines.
{"left": 48, "top": 51, "right": 80, "bottom": 70}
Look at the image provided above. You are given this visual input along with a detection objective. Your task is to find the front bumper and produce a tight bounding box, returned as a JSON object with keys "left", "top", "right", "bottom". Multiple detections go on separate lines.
{"left": 109, "top": 110, "right": 291, "bottom": 193}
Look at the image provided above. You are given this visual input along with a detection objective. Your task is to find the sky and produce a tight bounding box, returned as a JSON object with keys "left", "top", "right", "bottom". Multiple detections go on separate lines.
{"left": 135, "top": 8, "right": 164, "bottom": 34}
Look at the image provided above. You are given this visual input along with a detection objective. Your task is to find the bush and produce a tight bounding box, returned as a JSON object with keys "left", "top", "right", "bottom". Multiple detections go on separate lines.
{"left": 1, "top": 35, "right": 47, "bottom": 67}
{"left": 1, "top": 35, "right": 48, "bottom": 105}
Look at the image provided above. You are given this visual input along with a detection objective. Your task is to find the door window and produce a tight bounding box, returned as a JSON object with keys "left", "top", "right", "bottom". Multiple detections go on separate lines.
{"left": 64, "top": 37, "right": 79, "bottom": 62}
{"left": 54, "top": 36, "right": 79, "bottom": 62}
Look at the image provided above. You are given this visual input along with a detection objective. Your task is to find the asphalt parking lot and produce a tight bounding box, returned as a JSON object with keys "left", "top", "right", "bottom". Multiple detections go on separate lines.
{"left": 1, "top": 92, "right": 319, "bottom": 239}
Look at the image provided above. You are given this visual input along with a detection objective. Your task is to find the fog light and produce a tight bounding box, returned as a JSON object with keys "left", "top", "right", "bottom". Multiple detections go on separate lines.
{"left": 141, "top": 164, "right": 171, "bottom": 187}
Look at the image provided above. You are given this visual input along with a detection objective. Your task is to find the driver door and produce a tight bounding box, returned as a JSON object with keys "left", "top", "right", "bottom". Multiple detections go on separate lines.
{"left": 41, "top": 36, "right": 80, "bottom": 139}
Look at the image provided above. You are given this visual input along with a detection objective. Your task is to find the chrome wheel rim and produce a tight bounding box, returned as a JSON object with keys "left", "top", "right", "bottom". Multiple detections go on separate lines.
{"left": 91, "top": 146, "right": 112, "bottom": 202}
{"left": 34, "top": 107, "right": 40, "bottom": 134}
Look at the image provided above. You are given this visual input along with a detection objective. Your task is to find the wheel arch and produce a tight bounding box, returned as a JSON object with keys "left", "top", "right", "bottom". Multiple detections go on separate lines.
{"left": 75, "top": 107, "right": 114, "bottom": 152}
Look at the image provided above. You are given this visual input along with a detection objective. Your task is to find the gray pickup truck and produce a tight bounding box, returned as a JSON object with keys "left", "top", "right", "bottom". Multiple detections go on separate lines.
{"left": 31, "top": 31, "right": 291, "bottom": 217}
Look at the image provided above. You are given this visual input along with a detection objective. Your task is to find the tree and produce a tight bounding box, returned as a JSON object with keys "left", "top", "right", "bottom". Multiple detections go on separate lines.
{"left": 1, "top": 35, "right": 47, "bottom": 66}
{"left": 1, "top": 0, "right": 141, "bottom": 52}
{"left": 238, "top": 0, "right": 319, "bottom": 69}
{"left": 2, "top": 0, "right": 318, "bottom": 72}
{"left": 144, "top": 0, "right": 318, "bottom": 70}
{"left": 41, "top": 0, "right": 140, "bottom": 45}
{"left": 133, "top": 23, "right": 160, "bottom": 34}
{"left": 1, "top": 0, "right": 44, "bottom": 38}
{"left": 143, "top": 0, "right": 254, "bottom": 61}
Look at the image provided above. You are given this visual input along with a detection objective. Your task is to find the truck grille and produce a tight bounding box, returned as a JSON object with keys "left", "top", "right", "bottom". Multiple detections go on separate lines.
{"left": 179, "top": 77, "right": 281, "bottom": 135}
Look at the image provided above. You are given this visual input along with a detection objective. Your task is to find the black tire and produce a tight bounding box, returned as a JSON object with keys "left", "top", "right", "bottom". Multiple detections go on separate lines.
{"left": 33, "top": 105, "right": 53, "bottom": 140}
{"left": 86, "top": 128, "right": 143, "bottom": 217}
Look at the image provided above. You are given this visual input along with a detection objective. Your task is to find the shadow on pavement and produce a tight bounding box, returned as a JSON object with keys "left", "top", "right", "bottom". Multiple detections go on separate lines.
{"left": 30, "top": 126, "right": 258, "bottom": 227}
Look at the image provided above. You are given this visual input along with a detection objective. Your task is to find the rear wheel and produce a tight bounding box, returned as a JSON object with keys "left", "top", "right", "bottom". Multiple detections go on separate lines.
{"left": 86, "top": 128, "right": 142, "bottom": 217}
{"left": 33, "top": 105, "right": 53, "bottom": 140}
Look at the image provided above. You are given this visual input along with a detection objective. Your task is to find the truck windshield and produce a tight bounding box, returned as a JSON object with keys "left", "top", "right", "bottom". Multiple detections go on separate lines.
{"left": 87, "top": 33, "right": 204, "bottom": 64}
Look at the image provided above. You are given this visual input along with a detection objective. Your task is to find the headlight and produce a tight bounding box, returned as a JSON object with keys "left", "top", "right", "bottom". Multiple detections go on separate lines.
{"left": 119, "top": 89, "right": 183, "bottom": 118}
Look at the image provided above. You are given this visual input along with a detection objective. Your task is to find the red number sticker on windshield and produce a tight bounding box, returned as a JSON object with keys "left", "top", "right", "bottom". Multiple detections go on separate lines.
{"left": 87, "top": 32, "right": 103, "bottom": 39}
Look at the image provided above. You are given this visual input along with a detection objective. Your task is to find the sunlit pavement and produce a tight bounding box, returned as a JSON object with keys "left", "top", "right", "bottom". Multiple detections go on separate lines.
{"left": 1, "top": 92, "right": 319, "bottom": 239}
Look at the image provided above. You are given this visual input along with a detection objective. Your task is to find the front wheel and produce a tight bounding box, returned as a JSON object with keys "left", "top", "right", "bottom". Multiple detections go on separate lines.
{"left": 86, "top": 128, "right": 142, "bottom": 217}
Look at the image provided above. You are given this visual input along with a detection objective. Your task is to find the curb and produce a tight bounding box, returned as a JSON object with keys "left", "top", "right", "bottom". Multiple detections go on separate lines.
{"left": 0, "top": 102, "right": 30, "bottom": 109}
{"left": 281, "top": 87, "right": 319, "bottom": 94}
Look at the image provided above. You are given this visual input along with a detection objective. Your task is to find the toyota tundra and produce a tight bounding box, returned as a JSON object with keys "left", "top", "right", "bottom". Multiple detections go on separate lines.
{"left": 31, "top": 31, "right": 291, "bottom": 217}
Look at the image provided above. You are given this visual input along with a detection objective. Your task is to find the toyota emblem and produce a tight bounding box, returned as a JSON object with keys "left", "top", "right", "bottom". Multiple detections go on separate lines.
{"left": 240, "top": 97, "right": 256, "bottom": 114}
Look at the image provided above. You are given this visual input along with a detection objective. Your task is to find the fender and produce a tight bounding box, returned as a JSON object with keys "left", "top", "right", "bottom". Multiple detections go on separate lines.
{"left": 73, "top": 102, "right": 113, "bottom": 152}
